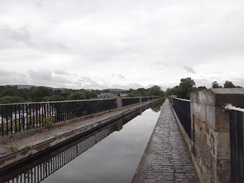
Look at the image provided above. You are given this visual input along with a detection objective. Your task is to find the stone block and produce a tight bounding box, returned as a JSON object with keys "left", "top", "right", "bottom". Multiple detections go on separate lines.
{"left": 207, "top": 128, "right": 230, "bottom": 159}
{"left": 215, "top": 159, "right": 231, "bottom": 183}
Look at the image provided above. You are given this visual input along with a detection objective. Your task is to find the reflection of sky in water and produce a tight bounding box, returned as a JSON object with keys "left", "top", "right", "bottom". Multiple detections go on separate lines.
{"left": 42, "top": 109, "right": 160, "bottom": 183}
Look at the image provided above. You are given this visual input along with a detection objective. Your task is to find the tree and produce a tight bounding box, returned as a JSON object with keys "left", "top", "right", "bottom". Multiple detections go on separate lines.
{"left": 148, "top": 85, "right": 164, "bottom": 97}
{"left": 165, "top": 86, "right": 180, "bottom": 97}
{"left": 0, "top": 96, "right": 25, "bottom": 104}
{"left": 66, "top": 91, "right": 86, "bottom": 100}
{"left": 127, "top": 88, "right": 148, "bottom": 97}
{"left": 178, "top": 77, "right": 196, "bottom": 99}
{"left": 30, "top": 86, "right": 53, "bottom": 102}
{"left": 212, "top": 81, "right": 222, "bottom": 88}
{"left": 43, "top": 95, "right": 64, "bottom": 101}
{"left": 223, "top": 81, "right": 236, "bottom": 88}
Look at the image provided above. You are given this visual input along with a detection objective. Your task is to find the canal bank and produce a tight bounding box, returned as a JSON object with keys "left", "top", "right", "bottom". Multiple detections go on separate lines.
{"left": 0, "top": 99, "right": 158, "bottom": 174}
{"left": 132, "top": 99, "right": 200, "bottom": 183}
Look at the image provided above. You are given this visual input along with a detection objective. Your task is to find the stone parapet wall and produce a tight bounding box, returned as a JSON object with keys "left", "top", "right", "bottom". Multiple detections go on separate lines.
{"left": 190, "top": 88, "right": 244, "bottom": 183}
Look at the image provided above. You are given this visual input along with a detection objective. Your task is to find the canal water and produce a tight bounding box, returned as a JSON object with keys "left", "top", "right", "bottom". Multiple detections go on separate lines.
{"left": 4, "top": 103, "right": 162, "bottom": 183}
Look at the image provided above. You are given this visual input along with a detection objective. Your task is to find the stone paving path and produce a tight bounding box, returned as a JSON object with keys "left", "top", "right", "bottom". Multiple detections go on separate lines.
{"left": 132, "top": 99, "right": 200, "bottom": 183}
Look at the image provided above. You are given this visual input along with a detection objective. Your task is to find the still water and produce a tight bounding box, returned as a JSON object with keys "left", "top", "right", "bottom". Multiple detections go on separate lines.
{"left": 4, "top": 104, "right": 162, "bottom": 183}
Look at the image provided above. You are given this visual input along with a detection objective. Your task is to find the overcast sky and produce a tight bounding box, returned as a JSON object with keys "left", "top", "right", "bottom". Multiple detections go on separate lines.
{"left": 0, "top": 0, "right": 243, "bottom": 90}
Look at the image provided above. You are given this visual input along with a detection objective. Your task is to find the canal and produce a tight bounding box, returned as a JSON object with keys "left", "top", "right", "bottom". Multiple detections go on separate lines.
{"left": 3, "top": 103, "right": 162, "bottom": 183}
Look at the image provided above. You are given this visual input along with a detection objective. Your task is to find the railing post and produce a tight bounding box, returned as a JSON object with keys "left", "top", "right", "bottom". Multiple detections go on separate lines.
{"left": 116, "top": 96, "right": 122, "bottom": 108}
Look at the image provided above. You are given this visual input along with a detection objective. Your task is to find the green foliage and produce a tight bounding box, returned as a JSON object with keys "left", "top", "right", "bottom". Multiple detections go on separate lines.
{"left": 150, "top": 98, "right": 165, "bottom": 112}
{"left": 10, "top": 145, "right": 19, "bottom": 152}
{"left": 30, "top": 86, "right": 53, "bottom": 102}
{"left": 166, "top": 77, "right": 202, "bottom": 99}
{"left": 43, "top": 95, "right": 64, "bottom": 101}
{"left": 66, "top": 91, "right": 86, "bottom": 100}
{"left": 148, "top": 85, "right": 164, "bottom": 97}
{"left": 224, "top": 80, "right": 236, "bottom": 88}
{"left": 212, "top": 81, "right": 222, "bottom": 88}
{"left": 0, "top": 96, "right": 25, "bottom": 104}
{"left": 127, "top": 85, "right": 164, "bottom": 98}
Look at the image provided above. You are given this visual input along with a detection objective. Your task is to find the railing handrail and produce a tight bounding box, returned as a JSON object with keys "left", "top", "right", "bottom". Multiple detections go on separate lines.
{"left": 225, "top": 104, "right": 244, "bottom": 112}
{"left": 0, "top": 98, "right": 116, "bottom": 106}
{"left": 171, "top": 96, "right": 190, "bottom": 102}
{"left": 0, "top": 97, "right": 157, "bottom": 106}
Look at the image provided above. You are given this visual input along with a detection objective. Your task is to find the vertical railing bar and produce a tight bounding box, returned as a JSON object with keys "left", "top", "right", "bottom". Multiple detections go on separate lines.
{"left": 32, "top": 104, "right": 35, "bottom": 128}
{"left": 29, "top": 104, "right": 32, "bottom": 129}
{"left": 35, "top": 104, "right": 38, "bottom": 127}
{"left": 14, "top": 105, "right": 17, "bottom": 133}
{"left": 46, "top": 103, "right": 49, "bottom": 123}
{"left": 21, "top": 104, "right": 25, "bottom": 131}
{"left": 41, "top": 103, "right": 44, "bottom": 125}
{"left": 18, "top": 105, "right": 21, "bottom": 132}
{"left": 51, "top": 103, "right": 54, "bottom": 123}
{"left": 10, "top": 105, "right": 13, "bottom": 134}
{"left": 26, "top": 104, "right": 29, "bottom": 130}
{"left": 6, "top": 105, "right": 9, "bottom": 135}
{"left": 1, "top": 106, "right": 3, "bottom": 136}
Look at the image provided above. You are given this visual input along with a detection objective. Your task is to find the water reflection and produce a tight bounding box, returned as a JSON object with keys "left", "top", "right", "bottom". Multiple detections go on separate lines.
{"left": 150, "top": 98, "right": 165, "bottom": 112}
{"left": 2, "top": 104, "right": 161, "bottom": 183}
{"left": 1, "top": 109, "right": 146, "bottom": 183}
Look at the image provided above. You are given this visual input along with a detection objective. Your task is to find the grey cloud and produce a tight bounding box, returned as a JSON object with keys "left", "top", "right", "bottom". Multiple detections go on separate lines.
{"left": 0, "top": 0, "right": 244, "bottom": 89}
{"left": 0, "top": 24, "right": 69, "bottom": 54}
{"left": 0, "top": 25, "right": 36, "bottom": 49}
{"left": 55, "top": 70, "right": 70, "bottom": 76}
{"left": 112, "top": 74, "right": 126, "bottom": 79}
{"left": 0, "top": 70, "right": 30, "bottom": 85}
{"left": 183, "top": 66, "right": 196, "bottom": 74}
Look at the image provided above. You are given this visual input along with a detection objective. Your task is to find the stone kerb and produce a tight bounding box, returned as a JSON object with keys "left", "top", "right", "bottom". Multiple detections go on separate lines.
{"left": 190, "top": 88, "right": 244, "bottom": 183}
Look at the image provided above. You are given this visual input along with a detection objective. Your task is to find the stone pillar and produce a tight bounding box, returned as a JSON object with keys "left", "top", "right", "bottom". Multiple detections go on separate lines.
{"left": 190, "top": 88, "right": 244, "bottom": 183}
{"left": 116, "top": 96, "right": 122, "bottom": 108}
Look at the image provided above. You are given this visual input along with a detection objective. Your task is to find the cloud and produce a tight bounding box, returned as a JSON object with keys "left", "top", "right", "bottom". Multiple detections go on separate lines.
{"left": 55, "top": 70, "right": 70, "bottom": 76}
{"left": 183, "top": 66, "right": 196, "bottom": 74}
{"left": 0, "top": 0, "right": 243, "bottom": 90}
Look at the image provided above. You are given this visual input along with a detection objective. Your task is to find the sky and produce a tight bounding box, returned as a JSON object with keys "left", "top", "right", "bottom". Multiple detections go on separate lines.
{"left": 0, "top": 0, "right": 244, "bottom": 90}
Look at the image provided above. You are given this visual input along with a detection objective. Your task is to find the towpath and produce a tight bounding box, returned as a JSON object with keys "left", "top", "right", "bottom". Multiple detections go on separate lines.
{"left": 132, "top": 99, "right": 200, "bottom": 183}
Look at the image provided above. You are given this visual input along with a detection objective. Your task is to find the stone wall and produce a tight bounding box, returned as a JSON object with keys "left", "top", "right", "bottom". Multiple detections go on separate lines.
{"left": 190, "top": 88, "right": 244, "bottom": 183}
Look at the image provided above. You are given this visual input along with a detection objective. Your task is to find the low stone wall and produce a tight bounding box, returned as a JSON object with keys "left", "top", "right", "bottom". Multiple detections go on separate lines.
{"left": 172, "top": 89, "right": 244, "bottom": 183}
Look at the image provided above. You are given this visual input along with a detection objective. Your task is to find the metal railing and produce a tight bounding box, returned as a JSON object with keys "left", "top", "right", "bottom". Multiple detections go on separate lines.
{"left": 225, "top": 104, "right": 244, "bottom": 183}
{"left": 122, "top": 97, "right": 140, "bottom": 106}
{"left": 3, "top": 120, "right": 116, "bottom": 183}
{"left": 1, "top": 109, "right": 144, "bottom": 183}
{"left": 0, "top": 97, "right": 157, "bottom": 136}
{"left": 170, "top": 97, "right": 191, "bottom": 139}
{"left": 0, "top": 99, "right": 116, "bottom": 136}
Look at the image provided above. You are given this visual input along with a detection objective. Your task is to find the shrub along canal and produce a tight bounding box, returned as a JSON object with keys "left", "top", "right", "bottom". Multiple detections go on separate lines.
{"left": 5, "top": 103, "right": 162, "bottom": 183}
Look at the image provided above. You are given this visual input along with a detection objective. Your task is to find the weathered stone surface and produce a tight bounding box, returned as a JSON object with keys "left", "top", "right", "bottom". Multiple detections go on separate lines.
{"left": 189, "top": 89, "right": 242, "bottom": 183}
{"left": 132, "top": 99, "right": 200, "bottom": 183}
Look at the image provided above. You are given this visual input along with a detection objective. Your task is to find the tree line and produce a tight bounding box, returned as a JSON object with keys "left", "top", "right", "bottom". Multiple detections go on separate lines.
{"left": 0, "top": 78, "right": 242, "bottom": 104}
{"left": 0, "top": 85, "right": 164, "bottom": 104}
{"left": 165, "top": 78, "right": 242, "bottom": 99}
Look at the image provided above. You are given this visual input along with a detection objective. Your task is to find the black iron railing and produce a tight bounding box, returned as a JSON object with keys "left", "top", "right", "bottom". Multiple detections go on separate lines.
{"left": 171, "top": 97, "right": 191, "bottom": 139}
{"left": 122, "top": 97, "right": 140, "bottom": 106}
{"left": 0, "top": 97, "right": 157, "bottom": 136}
{"left": 1, "top": 110, "right": 143, "bottom": 183}
{"left": 225, "top": 104, "right": 244, "bottom": 183}
{"left": 0, "top": 99, "right": 116, "bottom": 136}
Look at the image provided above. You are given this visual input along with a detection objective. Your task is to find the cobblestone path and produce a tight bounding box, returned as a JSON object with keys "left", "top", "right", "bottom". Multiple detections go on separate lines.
{"left": 132, "top": 99, "right": 200, "bottom": 183}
